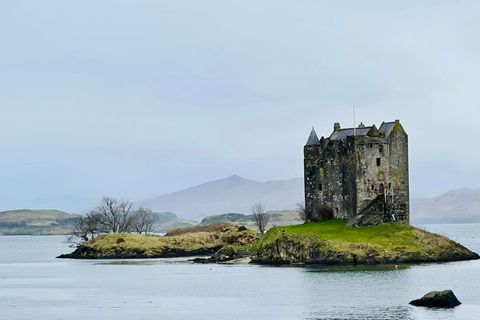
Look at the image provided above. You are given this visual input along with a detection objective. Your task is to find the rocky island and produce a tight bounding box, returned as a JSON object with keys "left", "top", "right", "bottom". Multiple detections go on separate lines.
{"left": 58, "top": 220, "right": 479, "bottom": 265}
{"left": 252, "top": 220, "right": 479, "bottom": 264}
{"left": 57, "top": 222, "right": 259, "bottom": 259}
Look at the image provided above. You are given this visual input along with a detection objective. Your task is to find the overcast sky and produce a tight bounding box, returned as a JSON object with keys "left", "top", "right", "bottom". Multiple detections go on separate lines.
{"left": 1, "top": 0, "right": 479, "bottom": 202}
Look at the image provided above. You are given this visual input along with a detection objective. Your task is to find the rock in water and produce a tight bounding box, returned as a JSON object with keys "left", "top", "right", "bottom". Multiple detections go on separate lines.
{"left": 409, "top": 290, "right": 461, "bottom": 308}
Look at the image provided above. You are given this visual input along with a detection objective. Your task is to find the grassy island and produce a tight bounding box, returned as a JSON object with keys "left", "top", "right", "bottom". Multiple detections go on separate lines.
{"left": 58, "top": 220, "right": 479, "bottom": 265}
{"left": 58, "top": 222, "right": 260, "bottom": 259}
{"left": 252, "top": 220, "right": 479, "bottom": 265}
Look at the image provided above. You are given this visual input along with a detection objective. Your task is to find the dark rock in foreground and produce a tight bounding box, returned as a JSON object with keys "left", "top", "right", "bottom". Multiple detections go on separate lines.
{"left": 191, "top": 246, "right": 251, "bottom": 264}
{"left": 410, "top": 290, "right": 461, "bottom": 308}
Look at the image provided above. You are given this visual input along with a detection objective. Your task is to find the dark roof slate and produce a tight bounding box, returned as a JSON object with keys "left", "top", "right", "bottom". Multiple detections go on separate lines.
{"left": 306, "top": 127, "right": 321, "bottom": 146}
{"left": 379, "top": 121, "right": 396, "bottom": 136}
{"left": 329, "top": 127, "right": 372, "bottom": 141}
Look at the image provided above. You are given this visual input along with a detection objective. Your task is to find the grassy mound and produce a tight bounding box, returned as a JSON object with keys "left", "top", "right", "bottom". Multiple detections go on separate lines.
{"left": 59, "top": 223, "right": 260, "bottom": 259}
{"left": 0, "top": 209, "right": 79, "bottom": 235}
{"left": 253, "top": 220, "right": 479, "bottom": 265}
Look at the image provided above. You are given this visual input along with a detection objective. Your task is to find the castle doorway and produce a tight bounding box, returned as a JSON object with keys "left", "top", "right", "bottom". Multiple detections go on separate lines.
{"left": 379, "top": 183, "right": 384, "bottom": 194}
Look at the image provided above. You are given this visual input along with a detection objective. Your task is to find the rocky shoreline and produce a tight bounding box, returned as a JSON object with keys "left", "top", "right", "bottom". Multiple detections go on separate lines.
{"left": 57, "top": 245, "right": 222, "bottom": 259}
{"left": 250, "top": 234, "right": 479, "bottom": 265}
{"left": 250, "top": 221, "right": 480, "bottom": 265}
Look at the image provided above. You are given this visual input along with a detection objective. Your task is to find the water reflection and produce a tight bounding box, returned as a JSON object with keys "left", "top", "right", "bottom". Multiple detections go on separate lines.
{"left": 306, "top": 305, "right": 415, "bottom": 320}
{"left": 303, "top": 264, "right": 413, "bottom": 273}
{"left": 93, "top": 257, "right": 195, "bottom": 266}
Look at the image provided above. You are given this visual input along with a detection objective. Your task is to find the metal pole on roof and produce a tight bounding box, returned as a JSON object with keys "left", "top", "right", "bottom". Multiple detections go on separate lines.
{"left": 353, "top": 105, "right": 356, "bottom": 136}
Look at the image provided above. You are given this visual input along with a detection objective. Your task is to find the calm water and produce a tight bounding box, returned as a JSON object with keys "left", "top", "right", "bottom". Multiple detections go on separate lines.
{"left": 1, "top": 224, "right": 479, "bottom": 320}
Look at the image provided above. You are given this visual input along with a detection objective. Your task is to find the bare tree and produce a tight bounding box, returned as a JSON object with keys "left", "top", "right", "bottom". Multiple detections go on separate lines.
{"left": 130, "top": 207, "right": 155, "bottom": 235}
{"left": 65, "top": 211, "right": 103, "bottom": 248}
{"left": 95, "top": 196, "right": 134, "bottom": 233}
{"left": 251, "top": 202, "right": 269, "bottom": 235}
{"left": 297, "top": 201, "right": 308, "bottom": 222}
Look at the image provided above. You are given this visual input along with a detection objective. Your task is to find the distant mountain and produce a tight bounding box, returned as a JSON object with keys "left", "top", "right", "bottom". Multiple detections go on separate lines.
{"left": 411, "top": 188, "right": 480, "bottom": 224}
{"left": 135, "top": 175, "right": 304, "bottom": 221}
{"left": 199, "top": 210, "right": 303, "bottom": 229}
{"left": 151, "top": 211, "right": 198, "bottom": 233}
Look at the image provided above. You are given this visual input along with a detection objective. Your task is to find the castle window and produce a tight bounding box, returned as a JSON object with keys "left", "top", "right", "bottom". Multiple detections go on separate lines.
{"left": 371, "top": 184, "right": 375, "bottom": 191}
{"left": 369, "top": 143, "right": 373, "bottom": 148}
{"left": 376, "top": 158, "right": 381, "bottom": 166}
{"left": 388, "top": 183, "right": 392, "bottom": 188}
{"left": 320, "top": 160, "right": 324, "bottom": 168}
{"left": 319, "top": 183, "right": 323, "bottom": 191}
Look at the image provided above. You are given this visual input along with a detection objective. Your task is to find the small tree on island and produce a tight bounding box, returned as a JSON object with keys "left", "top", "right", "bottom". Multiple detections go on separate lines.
{"left": 65, "top": 196, "right": 155, "bottom": 247}
{"left": 251, "top": 202, "right": 269, "bottom": 236}
{"left": 96, "top": 196, "right": 134, "bottom": 234}
{"left": 130, "top": 207, "right": 155, "bottom": 235}
{"left": 65, "top": 211, "right": 103, "bottom": 247}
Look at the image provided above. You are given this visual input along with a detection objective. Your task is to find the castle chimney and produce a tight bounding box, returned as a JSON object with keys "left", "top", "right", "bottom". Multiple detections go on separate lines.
{"left": 334, "top": 123, "right": 341, "bottom": 132}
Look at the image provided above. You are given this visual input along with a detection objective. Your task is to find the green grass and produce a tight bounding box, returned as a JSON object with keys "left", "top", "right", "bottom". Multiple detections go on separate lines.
{"left": 271, "top": 220, "right": 416, "bottom": 249}
{"left": 257, "top": 220, "right": 461, "bottom": 258}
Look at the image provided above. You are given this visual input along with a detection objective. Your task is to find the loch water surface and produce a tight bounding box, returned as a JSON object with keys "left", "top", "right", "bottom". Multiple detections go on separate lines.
{"left": 1, "top": 224, "right": 479, "bottom": 320}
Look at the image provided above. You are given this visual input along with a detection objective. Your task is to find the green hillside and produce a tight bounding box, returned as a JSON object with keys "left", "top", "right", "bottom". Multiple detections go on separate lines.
{"left": 0, "top": 209, "right": 80, "bottom": 235}
{"left": 199, "top": 210, "right": 303, "bottom": 229}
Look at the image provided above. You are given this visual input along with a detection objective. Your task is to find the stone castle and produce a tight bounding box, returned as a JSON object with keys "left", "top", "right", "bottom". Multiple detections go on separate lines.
{"left": 303, "top": 120, "right": 409, "bottom": 226}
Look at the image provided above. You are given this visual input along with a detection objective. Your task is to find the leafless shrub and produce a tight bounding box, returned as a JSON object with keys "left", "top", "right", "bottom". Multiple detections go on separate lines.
{"left": 130, "top": 207, "right": 155, "bottom": 235}
{"left": 64, "top": 211, "right": 103, "bottom": 248}
{"left": 251, "top": 202, "right": 269, "bottom": 235}
{"left": 297, "top": 201, "right": 308, "bottom": 222}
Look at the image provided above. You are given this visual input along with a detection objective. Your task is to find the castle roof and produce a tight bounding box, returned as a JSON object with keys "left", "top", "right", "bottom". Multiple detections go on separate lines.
{"left": 307, "top": 120, "right": 405, "bottom": 145}
{"left": 306, "top": 127, "right": 321, "bottom": 146}
{"left": 329, "top": 127, "right": 373, "bottom": 141}
{"left": 379, "top": 121, "right": 395, "bottom": 136}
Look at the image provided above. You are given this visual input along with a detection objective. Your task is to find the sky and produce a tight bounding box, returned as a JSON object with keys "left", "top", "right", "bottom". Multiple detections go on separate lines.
{"left": 1, "top": 0, "right": 479, "bottom": 203}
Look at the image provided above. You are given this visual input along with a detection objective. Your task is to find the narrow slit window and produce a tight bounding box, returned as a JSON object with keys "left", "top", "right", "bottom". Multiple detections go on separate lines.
{"left": 319, "top": 183, "right": 323, "bottom": 191}
{"left": 376, "top": 158, "right": 381, "bottom": 166}
{"left": 388, "top": 183, "right": 392, "bottom": 188}
{"left": 320, "top": 160, "right": 324, "bottom": 168}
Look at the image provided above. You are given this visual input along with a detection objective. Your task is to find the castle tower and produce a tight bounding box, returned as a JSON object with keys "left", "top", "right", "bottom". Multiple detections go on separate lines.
{"left": 303, "top": 120, "right": 409, "bottom": 226}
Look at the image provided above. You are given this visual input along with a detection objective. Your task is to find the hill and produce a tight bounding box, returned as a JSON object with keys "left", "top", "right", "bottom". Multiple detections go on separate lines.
{"left": 135, "top": 175, "right": 303, "bottom": 221}
{"left": 0, "top": 209, "right": 80, "bottom": 235}
{"left": 199, "top": 210, "right": 303, "bottom": 229}
{"left": 151, "top": 211, "right": 198, "bottom": 233}
{"left": 411, "top": 188, "right": 480, "bottom": 224}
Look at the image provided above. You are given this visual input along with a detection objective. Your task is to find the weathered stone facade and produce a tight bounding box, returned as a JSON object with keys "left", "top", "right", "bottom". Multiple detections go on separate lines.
{"left": 304, "top": 120, "right": 409, "bottom": 225}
